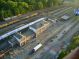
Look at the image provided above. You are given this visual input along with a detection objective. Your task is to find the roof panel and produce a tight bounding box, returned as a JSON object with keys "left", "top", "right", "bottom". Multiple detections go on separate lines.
{"left": 0, "top": 17, "right": 46, "bottom": 40}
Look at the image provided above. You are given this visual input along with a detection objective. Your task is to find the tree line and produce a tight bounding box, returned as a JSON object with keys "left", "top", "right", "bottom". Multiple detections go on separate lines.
{"left": 0, "top": 0, "right": 63, "bottom": 21}
{"left": 57, "top": 33, "right": 79, "bottom": 59}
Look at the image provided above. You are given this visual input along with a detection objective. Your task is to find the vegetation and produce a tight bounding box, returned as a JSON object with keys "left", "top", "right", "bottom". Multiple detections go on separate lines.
{"left": 57, "top": 33, "right": 79, "bottom": 59}
{"left": 0, "top": 0, "right": 63, "bottom": 21}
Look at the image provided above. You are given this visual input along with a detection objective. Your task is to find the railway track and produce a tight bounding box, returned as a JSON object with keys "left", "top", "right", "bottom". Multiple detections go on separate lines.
{"left": 0, "top": 6, "right": 73, "bottom": 59}
{"left": 0, "top": 6, "right": 69, "bottom": 29}
{"left": 0, "top": 6, "right": 70, "bottom": 36}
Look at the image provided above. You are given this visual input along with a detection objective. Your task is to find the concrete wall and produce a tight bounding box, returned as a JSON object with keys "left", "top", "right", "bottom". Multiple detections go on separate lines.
{"left": 36, "top": 22, "right": 50, "bottom": 37}
{"left": 19, "top": 36, "right": 32, "bottom": 46}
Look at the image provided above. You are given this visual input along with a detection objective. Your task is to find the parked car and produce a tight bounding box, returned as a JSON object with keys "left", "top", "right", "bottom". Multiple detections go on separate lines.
{"left": 74, "top": 9, "right": 79, "bottom": 16}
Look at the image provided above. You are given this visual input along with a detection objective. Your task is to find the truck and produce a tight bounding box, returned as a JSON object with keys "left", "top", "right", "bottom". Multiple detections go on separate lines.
{"left": 29, "top": 43, "right": 42, "bottom": 54}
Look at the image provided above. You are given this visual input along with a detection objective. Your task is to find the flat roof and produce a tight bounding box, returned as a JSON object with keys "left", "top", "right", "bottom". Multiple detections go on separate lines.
{"left": 20, "top": 28, "right": 35, "bottom": 37}
{"left": 61, "top": 15, "right": 70, "bottom": 20}
{"left": 31, "top": 20, "right": 49, "bottom": 29}
{"left": 12, "top": 33, "right": 22, "bottom": 42}
{"left": 0, "top": 17, "right": 46, "bottom": 40}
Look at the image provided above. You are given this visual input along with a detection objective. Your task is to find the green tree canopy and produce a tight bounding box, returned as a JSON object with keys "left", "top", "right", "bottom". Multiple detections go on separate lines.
{"left": 0, "top": 0, "right": 63, "bottom": 21}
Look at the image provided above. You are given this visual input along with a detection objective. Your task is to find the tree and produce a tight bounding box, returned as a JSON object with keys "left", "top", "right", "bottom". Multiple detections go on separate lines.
{"left": 57, "top": 35, "right": 79, "bottom": 59}
{"left": 0, "top": 0, "right": 63, "bottom": 21}
{"left": 58, "top": 50, "right": 68, "bottom": 59}
{"left": 38, "top": 1, "right": 44, "bottom": 9}
{"left": 47, "top": 0, "right": 53, "bottom": 7}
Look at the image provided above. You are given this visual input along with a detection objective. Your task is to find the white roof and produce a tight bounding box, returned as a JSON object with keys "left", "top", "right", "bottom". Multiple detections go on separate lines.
{"left": 61, "top": 15, "right": 69, "bottom": 20}
{"left": 34, "top": 43, "right": 42, "bottom": 51}
{"left": 0, "top": 17, "right": 46, "bottom": 40}
{"left": 29, "top": 26, "right": 36, "bottom": 33}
